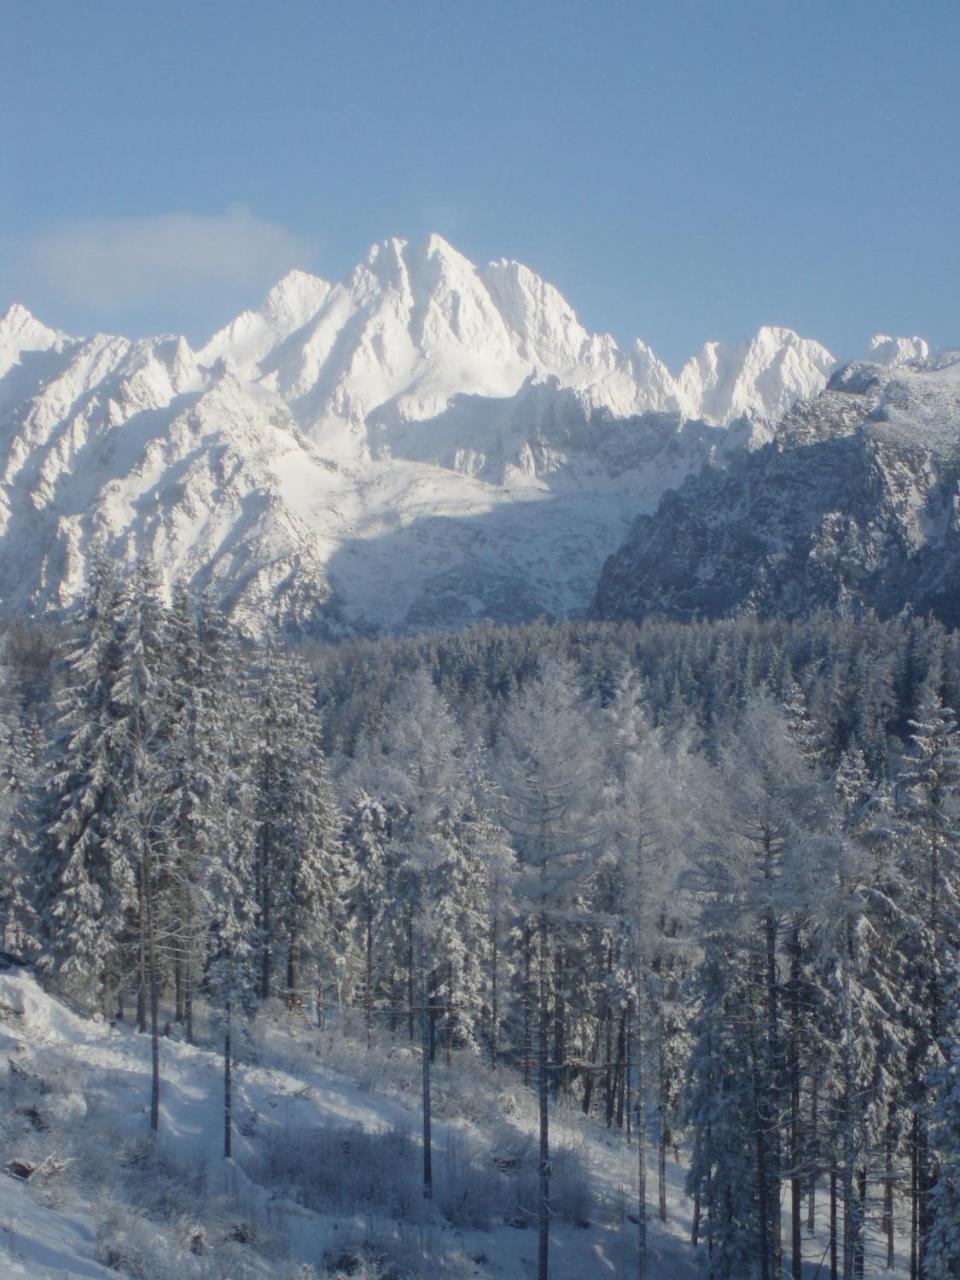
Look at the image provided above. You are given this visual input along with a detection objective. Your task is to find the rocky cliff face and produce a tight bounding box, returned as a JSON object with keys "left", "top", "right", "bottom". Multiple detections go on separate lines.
{"left": 593, "top": 358, "right": 960, "bottom": 626}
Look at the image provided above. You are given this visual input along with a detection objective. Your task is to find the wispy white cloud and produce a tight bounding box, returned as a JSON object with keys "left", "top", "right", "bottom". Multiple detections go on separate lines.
{"left": 17, "top": 206, "right": 310, "bottom": 310}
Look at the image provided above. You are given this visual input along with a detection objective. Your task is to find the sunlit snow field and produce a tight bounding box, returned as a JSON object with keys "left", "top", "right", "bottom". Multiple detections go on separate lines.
{"left": 0, "top": 970, "right": 910, "bottom": 1280}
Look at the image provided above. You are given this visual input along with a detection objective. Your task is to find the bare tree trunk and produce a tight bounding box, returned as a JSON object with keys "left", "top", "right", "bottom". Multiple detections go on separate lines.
{"left": 764, "top": 897, "right": 782, "bottom": 1277}
{"left": 917, "top": 1116, "right": 930, "bottom": 1280}
{"left": 748, "top": 962, "right": 772, "bottom": 1280}
{"left": 658, "top": 999, "right": 668, "bottom": 1222}
{"left": 789, "top": 919, "right": 803, "bottom": 1280}
{"left": 604, "top": 940, "right": 614, "bottom": 1127}
{"left": 625, "top": 1005, "right": 632, "bottom": 1143}
{"left": 523, "top": 923, "right": 533, "bottom": 1087}
{"left": 808, "top": 1070, "right": 819, "bottom": 1233}
{"left": 185, "top": 960, "right": 194, "bottom": 1045}
{"left": 910, "top": 1108, "right": 919, "bottom": 1280}
{"left": 582, "top": 1021, "right": 600, "bottom": 1115}
{"left": 445, "top": 958, "right": 454, "bottom": 1068}
{"left": 537, "top": 912, "right": 550, "bottom": 1280}
{"left": 854, "top": 1168, "right": 866, "bottom": 1280}
{"left": 365, "top": 909, "right": 374, "bottom": 1050}
{"left": 635, "top": 1001, "right": 646, "bottom": 1280}
{"left": 553, "top": 946, "right": 565, "bottom": 1097}
{"left": 842, "top": 913, "right": 859, "bottom": 1280}
{"left": 420, "top": 933, "right": 432, "bottom": 1199}
{"left": 883, "top": 1110, "right": 895, "bottom": 1270}
{"left": 287, "top": 933, "right": 299, "bottom": 1009}
{"left": 830, "top": 1169, "right": 838, "bottom": 1280}
{"left": 137, "top": 868, "right": 147, "bottom": 1033}
{"left": 407, "top": 914, "right": 415, "bottom": 1043}
{"left": 146, "top": 855, "right": 160, "bottom": 1137}
{"left": 259, "top": 833, "right": 271, "bottom": 1002}
{"left": 490, "top": 912, "right": 499, "bottom": 1069}
{"left": 224, "top": 997, "right": 232, "bottom": 1159}
{"left": 175, "top": 953, "right": 184, "bottom": 1024}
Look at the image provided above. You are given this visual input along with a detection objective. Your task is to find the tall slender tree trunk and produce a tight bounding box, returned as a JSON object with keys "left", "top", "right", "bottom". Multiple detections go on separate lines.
{"left": 842, "top": 912, "right": 859, "bottom": 1280}
{"left": 748, "top": 963, "right": 772, "bottom": 1280}
{"left": 764, "top": 895, "right": 782, "bottom": 1277}
{"left": 604, "top": 939, "right": 614, "bottom": 1126}
{"left": 137, "top": 868, "right": 148, "bottom": 1033}
{"left": 183, "top": 938, "right": 195, "bottom": 1044}
{"left": 854, "top": 1168, "right": 866, "bottom": 1280}
{"left": 553, "top": 946, "right": 566, "bottom": 1096}
{"left": 582, "top": 1021, "right": 600, "bottom": 1115}
{"left": 145, "top": 853, "right": 160, "bottom": 1137}
{"left": 625, "top": 1005, "right": 632, "bottom": 1143}
{"left": 830, "top": 1169, "right": 838, "bottom": 1280}
{"left": 916, "top": 1116, "right": 930, "bottom": 1280}
{"left": 883, "top": 1109, "right": 895, "bottom": 1270}
{"left": 658, "top": 999, "right": 668, "bottom": 1222}
{"left": 490, "top": 912, "right": 499, "bottom": 1069}
{"left": 287, "top": 933, "right": 299, "bottom": 1008}
{"left": 407, "top": 914, "right": 415, "bottom": 1043}
{"left": 614, "top": 1013, "right": 627, "bottom": 1129}
{"left": 260, "top": 862, "right": 271, "bottom": 1002}
{"left": 522, "top": 923, "right": 533, "bottom": 1087}
{"left": 635, "top": 999, "right": 646, "bottom": 1280}
{"left": 224, "top": 997, "right": 232, "bottom": 1159}
{"left": 365, "top": 909, "right": 374, "bottom": 1050}
{"left": 537, "top": 911, "right": 550, "bottom": 1280}
{"left": 789, "top": 919, "right": 803, "bottom": 1280}
{"left": 808, "top": 1070, "right": 819, "bottom": 1233}
{"left": 445, "top": 958, "right": 454, "bottom": 1068}
{"left": 175, "top": 954, "right": 184, "bottom": 1024}
{"left": 910, "top": 1109, "right": 919, "bottom": 1280}
{"left": 420, "top": 931, "right": 433, "bottom": 1199}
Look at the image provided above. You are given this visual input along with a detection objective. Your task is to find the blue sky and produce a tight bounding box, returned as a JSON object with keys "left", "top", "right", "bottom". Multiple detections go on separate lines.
{"left": 1, "top": 0, "right": 957, "bottom": 368}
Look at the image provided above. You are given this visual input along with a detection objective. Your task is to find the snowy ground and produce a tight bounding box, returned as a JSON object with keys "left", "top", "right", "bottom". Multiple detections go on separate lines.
{"left": 0, "top": 972, "right": 909, "bottom": 1278}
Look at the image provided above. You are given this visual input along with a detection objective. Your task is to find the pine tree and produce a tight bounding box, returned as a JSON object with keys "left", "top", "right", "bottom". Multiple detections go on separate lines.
{"left": 496, "top": 659, "right": 603, "bottom": 1280}
{"left": 253, "top": 642, "right": 342, "bottom": 1007}
{"left": 41, "top": 558, "right": 134, "bottom": 1009}
{"left": 895, "top": 693, "right": 960, "bottom": 1279}
{"left": 927, "top": 982, "right": 960, "bottom": 1279}
{"left": 0, "top": 646, "right": 40, "bottom": 957}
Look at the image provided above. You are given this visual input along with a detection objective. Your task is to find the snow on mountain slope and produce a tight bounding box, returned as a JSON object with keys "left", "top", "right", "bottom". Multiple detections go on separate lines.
{"left": 0, "top": 234, "right": 932, "bottom": 634}
{"left": 0, "top": 305, "right": 67, "bottom": 382}
{"left": 676, "top": 325, "right": 839, "bottom": 436}
{"left": 198, "top": 269, "right": 334, "bottom": 379}
{"left": 594, "top": 355, "right": 960, "bottom": 627}
{"left": 865, "top": 333, "right": 930, "bottom": 367}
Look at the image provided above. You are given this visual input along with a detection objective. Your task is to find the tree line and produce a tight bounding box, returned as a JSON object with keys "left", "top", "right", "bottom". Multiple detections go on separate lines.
{"left": 2, "top": 577, "right": 960, "bottom": 1280}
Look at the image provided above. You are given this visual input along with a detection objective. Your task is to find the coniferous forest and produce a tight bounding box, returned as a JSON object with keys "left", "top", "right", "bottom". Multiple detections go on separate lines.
{"left": 2, "top": 561, "right": 960, "bottom": 1278}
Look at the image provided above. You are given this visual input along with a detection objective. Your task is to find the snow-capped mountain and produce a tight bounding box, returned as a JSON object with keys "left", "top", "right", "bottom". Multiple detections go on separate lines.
{"left": 593, "top": 356, "right": 960, "bottom": 627}
{"left": 0, "top": 234, "right": 935, "bottom": 633}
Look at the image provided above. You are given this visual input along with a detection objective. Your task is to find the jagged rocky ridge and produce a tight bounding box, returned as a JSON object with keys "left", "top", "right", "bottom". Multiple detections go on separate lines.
{"left": 593, "top": 356, "right": 960, "bottom": 627}
{"left": 0, "top": 232, "right": 929, "bottom": 633}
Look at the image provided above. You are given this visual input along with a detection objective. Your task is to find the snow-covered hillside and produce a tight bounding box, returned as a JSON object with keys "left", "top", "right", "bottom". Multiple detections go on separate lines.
{"left": 0, "top": 235, "right": 936, "bottom": 633}
{"left": 0, "top": 969, "right": 912, "bottom": 1279}
{"left": 0, "top": 969, "right": 705, "bottom": 1280}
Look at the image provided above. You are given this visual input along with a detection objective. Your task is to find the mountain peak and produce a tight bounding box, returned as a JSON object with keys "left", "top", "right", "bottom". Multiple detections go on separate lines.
{"left": 0, "top": 303, "right": 67, "bottom": 379}
{"left": 0, "top": 302, "right": 61, "bottom": 341}
{"left": 262, "top": 268, "right": 332, "bottom": 329}
{"left": 423, "top": 231, "right": 464, "bottom": 261}
{"left": 865, "top": 333, "right": 930, "bottom": 367}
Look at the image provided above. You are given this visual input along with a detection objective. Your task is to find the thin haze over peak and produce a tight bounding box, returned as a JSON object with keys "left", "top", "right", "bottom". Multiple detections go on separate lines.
{"left": 1, "top": 0, "right": 958, "bottom": 366}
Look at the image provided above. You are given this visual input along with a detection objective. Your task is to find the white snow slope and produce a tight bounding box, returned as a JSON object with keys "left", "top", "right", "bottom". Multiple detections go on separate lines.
{"left": 0, "top": 234, "right": 934, "bottom": 633}
{"left": 0, "top": 970, "right": 911, "bottom": 1279}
